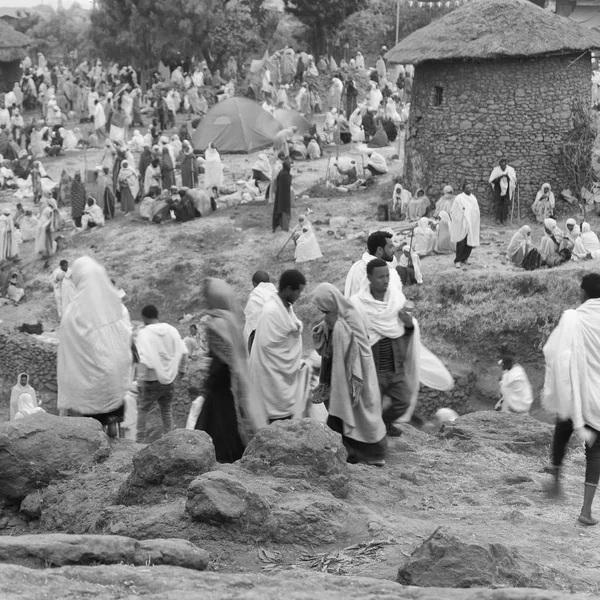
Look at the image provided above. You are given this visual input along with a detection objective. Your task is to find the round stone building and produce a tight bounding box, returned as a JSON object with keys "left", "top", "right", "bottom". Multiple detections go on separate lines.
{"left": 386, "top": 0, "right": 600, "bottom": 210}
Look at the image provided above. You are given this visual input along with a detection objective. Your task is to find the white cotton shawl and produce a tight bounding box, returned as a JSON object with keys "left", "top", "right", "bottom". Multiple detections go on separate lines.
{"left": 249, "top": 296, "right": 303, "bottom": 419}
{"left": 344, "top": 252, "right": 404, "bottom": 299}
{"left": 204, "top": 146, "right": 223, "bottom": 189}
{"left": 450, "top": 192, "right": 480, "bottom": 246}
{"left": 500, "top": 365, "right": 533, "bottom": 414}
{"left": 57, "top": 256, "right": 132, "bottom": 414}
{"left": 243, "top": 282, "right": 278, "bottom": 342}
{"left": 136, "top": 322, "right": 188, "bottom": 385}
{"left": 10, "top": 373, "right": 36, "bottom": 420}
{"left": 543, "top": 299, "right": 600, "bottom": 442}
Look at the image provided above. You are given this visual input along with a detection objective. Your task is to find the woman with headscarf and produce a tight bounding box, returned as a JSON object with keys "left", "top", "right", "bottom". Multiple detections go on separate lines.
{"left": 170, "top": 133, "right": 182, "bottom": 159}
{"left": 14, "top": 393, "right": 45, "bottom": 420}
{"left": 58, "top": 256, "right": 132, "bottom": 438}
{"left": 273, "top": 159, "right": 292, "bottom": 232}
{"left": 129, "top": 129, "right": 145, "bottom": 152}
{"left": 34, "top": 204, "right": 58, "bottom": 257}
{"left": 367, "top": 81, "right": 383, "bottom": 111}
{"left": 434, "top": 211, "right": 455, "bottom": 255}
{"left": 118, "top": 160, "right": 139, "bottom": 215}
{"left": 506, "top": 225, "right": 541, "bottom": 270}
{"left": 204, "top": 143, "right": 223, "bottom": 199}
{"left": 434, "top": 185, "right": 455, "bottom": 217}
{"left": 532, "top": 183, "right": 555, "bottom": 223}
{"left": 574, "top": 223, "right": 600, "bottom": 259}
{"left": 70, "top": 172, "right": 86, "bottom": 228}
{"left": 406, "top": 188, "right": 431, "bottom": 220}
{"left": 194, "top": 278, "right": 267, "bottom": 462}
{"left": 412, "top": 217, "right": 436, "bottom": 256}
{"left": 10, "top": 373, "right": 37, "bottom": 420}
{"left": 311, "top": 283, "right": 387, "bottom": 466}
{"left": 144, "top": 157, "right": 162, "bottom": 195}
{"left": 160, "top": 145, "right": 175, "bottom": 190}
{"left": 349, "top": 107, "right": 364, "bottom": 143}
{"left": 539, "top": 218, "right": 566, "bottom": 266}
{"left": 392, "top": 182, "right": 412, "bottom": 218}
{"left": 181, "top": 141, "right": 198, "bottom": 188}
{"left": 565, "top": 218, "right": 581, "bottom": 251}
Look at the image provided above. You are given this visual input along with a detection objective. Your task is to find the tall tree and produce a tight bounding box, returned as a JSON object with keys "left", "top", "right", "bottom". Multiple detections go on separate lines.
{"left": 283, "top": 0, "right": 366, "bottom": 57}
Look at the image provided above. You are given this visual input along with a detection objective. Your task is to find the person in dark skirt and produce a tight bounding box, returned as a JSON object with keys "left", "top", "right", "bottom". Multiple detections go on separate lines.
{"left": 195, "top": 278, "right": 267, "bottom": 462}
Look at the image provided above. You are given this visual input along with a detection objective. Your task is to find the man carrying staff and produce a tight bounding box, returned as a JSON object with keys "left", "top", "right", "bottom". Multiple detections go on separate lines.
{"left": 489, "top": 158, "right": 517, "bottom": 226}
{"left": 543, "top": 273, "right": 600, "bottom": 526}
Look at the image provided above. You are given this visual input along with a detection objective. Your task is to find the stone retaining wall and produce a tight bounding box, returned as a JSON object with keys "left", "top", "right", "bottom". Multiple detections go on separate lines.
{"left": 417, "top": 366, "right": 475, "bottom": 420}
{"left": 404, "top": 53, "right": 591, "bottom": 211}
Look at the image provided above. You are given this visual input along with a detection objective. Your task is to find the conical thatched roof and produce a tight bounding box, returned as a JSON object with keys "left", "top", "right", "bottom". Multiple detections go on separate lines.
{"left": 0, "top": 20, "right": 31, "bottom": 63}
{"left": 385, "top": 0, "right": 600, "bottom": 65}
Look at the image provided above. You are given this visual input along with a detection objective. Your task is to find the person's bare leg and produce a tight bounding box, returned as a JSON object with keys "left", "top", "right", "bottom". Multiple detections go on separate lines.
{"left": 579, "top": 483, "right": 598, "bottom": 525}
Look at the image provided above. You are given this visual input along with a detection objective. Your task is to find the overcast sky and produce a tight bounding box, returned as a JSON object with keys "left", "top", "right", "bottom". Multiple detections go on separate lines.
{"left": 0, "top": 0, "right": 93, "bottom": 8}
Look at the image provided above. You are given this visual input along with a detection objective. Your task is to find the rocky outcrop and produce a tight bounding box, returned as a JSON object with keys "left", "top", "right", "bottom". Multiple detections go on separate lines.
{"left": 0, "top": 413, "right": 110, "bottom": 502}
{"left": 240, "top": 418, "right": 349, "bottom": 498}
{"left": 398, "top": 527, "right": 545, "bottom": 589}
{"left": 0, "top": 533, "right": 208, "bottom": 571}
{"left": 440, "top": 411, "right": 553, "bottom": 455}
{"left": 0, "top": 563, "right": 590, "bottom": 600}
{"left": 115, "top": 429, "right": 216, "bottom": 505}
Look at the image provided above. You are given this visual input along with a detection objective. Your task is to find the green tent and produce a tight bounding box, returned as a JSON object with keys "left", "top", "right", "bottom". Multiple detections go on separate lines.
{"left": 192, "top": 97, "right": 282, "bottom": 154}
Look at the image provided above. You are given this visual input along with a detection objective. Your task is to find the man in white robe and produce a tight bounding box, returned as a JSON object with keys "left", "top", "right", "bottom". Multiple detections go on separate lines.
{"left": 249, "top": 269, "right": 306, "bottom": 422}
{"left": 345, "top": 230, "right": 404, "bottom": 298}
{"left": 543, "top": 273, "right": 600, "bottom": 526}
{"left": 489, "top": 158, "right": 517, "bottom": 226}
{"left": 51, "top": 259, "right": 70, "bottom": 319}
{"left": 94, "top": 99, "right": 107, "bottom": 140}
{"left": 243, "top": 270, "right": 278, "bottom": 351}
{"left": 450, "top": 182, "right": 480, "bottom": 268}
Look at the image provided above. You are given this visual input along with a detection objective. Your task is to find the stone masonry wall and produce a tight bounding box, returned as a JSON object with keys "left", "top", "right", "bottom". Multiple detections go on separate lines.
{"left": 405, "top": 54, "right": 592, "bottom": 211}
{"left": 417, "top": 365, "right": 475, "bottom": 420}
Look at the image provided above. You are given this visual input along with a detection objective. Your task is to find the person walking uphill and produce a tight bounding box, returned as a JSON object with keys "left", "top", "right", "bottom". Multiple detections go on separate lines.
{"left": 543, "top": 273, "right": 600, "bottom": 525}
{"left": 450, "top": 182, "right": 480, "bottom": 269}
{"left": 135, "top": 305, "right": 188, "bottom": 443}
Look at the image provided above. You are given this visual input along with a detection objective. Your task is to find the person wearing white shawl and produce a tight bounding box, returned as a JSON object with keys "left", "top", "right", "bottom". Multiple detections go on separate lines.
{"left": 128, "top": 129, "right": 145, "bottom": 152}
{"left": 295, "top": 85, "right": 307, "bottom": 113}
{"left": 532, "top": 182, "right": 555, "bottom": 223}
{"left": 243, "top": 270, "right": 278, "bottom": 350}
{"left": 117, "top": 160, "right": 139, "bottom": 215}
{"left": 450, "top": 183, "right": 480, "bottom": 268}
{"left": 57, "top": 256, "right": 132, "bottom": 437}
{"left": 204, "top": 143, "right": 223, "bottom": 197}
{"left": 19, "top": 210, "right": 39, "bottom": 242}
{"left": 489, "top": 158, "right": 517, "bottom": 226}
{"left": 565, "top": 218, "right": 581, "bottom": 250}
{"left": 60, "top": 127, "right": 78, "bottom": 151}
{"left": 367, "top": 81, "right": 383, "bottom": 111}
{"left": 135, "top": 304, "right": 188, "bottom": 443}
{"left": 539, "top": 217, "right": 564, "bottom": 265}
{"left": 573, "top": 223, "right": 600, "bottom": 260}
{"left": 294, "top": 214, "right": 322, "bottom": 263}
{"left": 506, "top": 225, "right": 540, "bottom": 269}
{"left": 0, "top": 209, "right": 18, "bottom": 260}
{"left": 392, "top": 182, "right": 412, "bottom": 216}
{"left": 251, "top": 153, "right": 272, "bottom": 185}
{"left": 543, "top": 273, "right": 600, "bottom": 525}
{"left": 249, "top": 269, "right": 306, "bottom": 421}
{"left": 412, "top": 217, "right": 435, "bottom": 257}
{"left": 366, "top": 149, "right": 388, "bottom": 175}
{"left": 434, "top": 185, "right": 455, "bottom": 217}
{"left": 51, "top": 259, "right": 72, "bottom": 319}
{"left": 494, "top": 351, "right": 533, "bottom": 415}
{"left": 397, "top": 245, "right": 423, "bottom": 285}
{"left": 81, "top": 197, "right": 105, "bottom": 230}
{"left": 93, "top": 99, "right": 106, "bottom": 139}
{"left": 170, "top": 133, "right": 182, "bottom": 158}
{"left": 345, "top": 230, "right": 403, "bottom": 298}
{"left": 434, "top": 211, "right": 455, "bottom": 255}
{"left": 385, "top": 97, "right": 401, "bottom": 124}
{"left": 14, "top": 393, "right": 45, "bottom": 419}
{"left": 312, "top": 283, "right": 387, "bottom": 466}
{"left": 10, "top": 373, "right": 37, "bottom": 420}
{"left": 349, "top": 107, "right": 364, "bottom": 142}
{"left": 355, "top": 51, "right": 365, "bottom": 70}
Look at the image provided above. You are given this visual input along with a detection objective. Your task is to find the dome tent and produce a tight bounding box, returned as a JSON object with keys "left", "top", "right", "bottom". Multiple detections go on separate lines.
{"left": 192, "top": 97, "right": 282, "bottom": 154}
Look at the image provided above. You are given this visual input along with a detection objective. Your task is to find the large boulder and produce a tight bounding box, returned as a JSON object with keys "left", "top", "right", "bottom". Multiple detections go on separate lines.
{"left": 240, "top": 418, "right": 349, "bottom": 498}
{"left": 115, "top": 429, "right": 216, "bottom": 505}
{"left": 0, "top": 533, "right": 208, "bottom": 570}
{"left": 0, "top": 413, "right": 110, "bottom": 502}
{"left": 440, "top": 411, "right": 553, "bottom": 455}
{"left": 397, "top": 527, "right": 545, "bottom": 588}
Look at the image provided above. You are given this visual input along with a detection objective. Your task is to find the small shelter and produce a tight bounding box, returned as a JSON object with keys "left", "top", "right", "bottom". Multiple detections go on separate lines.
{"left": 385, "top": 0, "right": 600, "bottom": 206}
{"left": 192, "top": 97, "right": 282, "bottom": 154}
{"left": 0, "top": 20, "right": 30, "bottom": 92}
{"left": 273, "top": 108, "right": 311, "bottom": 135}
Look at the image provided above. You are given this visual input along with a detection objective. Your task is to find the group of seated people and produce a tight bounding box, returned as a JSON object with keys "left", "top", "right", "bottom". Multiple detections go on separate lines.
{"left": 507, "top": 217, "right": 600, "bottom": 270}
{"left": 139, "top": 185, "right": 214, "bottom": 224}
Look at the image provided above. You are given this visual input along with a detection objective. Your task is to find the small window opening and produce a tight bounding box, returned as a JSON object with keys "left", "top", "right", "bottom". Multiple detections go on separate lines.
{"left": 433, "top": 86, "right": 444, "bottom": 107}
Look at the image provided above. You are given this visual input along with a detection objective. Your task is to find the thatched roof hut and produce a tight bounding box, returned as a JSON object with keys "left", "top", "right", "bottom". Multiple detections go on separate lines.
{"left": 385, "top": 0, "right": 600, "bottom": 65}
{"left": 0, "top": 19, "right": 30, "bottom": 63}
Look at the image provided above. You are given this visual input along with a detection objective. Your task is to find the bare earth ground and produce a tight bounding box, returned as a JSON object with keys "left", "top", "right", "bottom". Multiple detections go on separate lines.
{"left": 3, "top": 118, "right": 600, "bottom": 595}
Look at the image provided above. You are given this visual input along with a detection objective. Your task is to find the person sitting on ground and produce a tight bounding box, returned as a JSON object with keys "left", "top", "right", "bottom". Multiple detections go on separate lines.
{"left": 139, "top": 187, "right": 159, "bottom": 221}
{"left": 365, "top": 149, "right": 388, "bottom": 176}
{"left": 311, "top": 282, "right": 387, "bottom": 466}
{"left": 367, "top": 122, "right": 389, "bottom": 148}
{"left": 397, "top": 245, "right": 423, "bottom": 286}
{"left": 494, "top": 347, "right": 533, "bottom": 415}
{"left": 183, "top": 323, "right": 200, "bottom": 359}
{"left": 14, "top": 393, "right": 45, "bottom": 419}
{"left": 406, "top": 188, "right": 431, "bottom": 220}
{"left": 392, "top": 182, "right": 412, "bottom": 218}
{"left": 532, "top": 182, "right": 555, "bottom": 223}
{"left": 540, "top": 218, "right": 568, "bottom": 267}
{"left": 5, "top": 271, "right": 25, "bottom": 304}
{"left": 412, "top": 217, "right": 435, "bottom": 257}
{"left": 573, "top": 223, "right": 600, "bottom": 260}
{"left": 10, "top": 372, "right": 37, "bottom": 420}
{"left": 294, "top": 214, "right": 322, "bottom": 263}
{"left": 506, "top": 225, "right": 542, "bottom": 270}
{"left": 434, "top": 211, "right": 455, "bottom": 255}
{"left": 172, "top": 186, "right": 197, "bottom": 222}
{"left": 434, "top": 185, "right": 455, "bottom": 217}
{"left": 306, "top": 137, "right": 321, "bottom": 160}
{"left": 81, "top": 197, "right": 105, "bottom": 230}
{"left": 243, "top": 270, "right": 278, "bottom": 352}
{"left": 150, "top": 189, "right": 173, "bottom": 224}
{"left": 543, "top": 272, "right": 600, "bottom": 525}
{"left": 18, "top": 209, "right": 38, "bottom": 242}
{"left": 565, "top": 218, "right": 581, "bottom": 251}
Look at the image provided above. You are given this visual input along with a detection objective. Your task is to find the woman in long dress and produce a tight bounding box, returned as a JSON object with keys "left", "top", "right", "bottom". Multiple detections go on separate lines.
{"left": 204, "top": 143, "right": 223, "bottom": 199}
{"left": 574, "top": 222, "right": 600, "bottom": 259}
{"left": 180, "top": 141, "right": 198, "bottom": 188}
{"left": 34, "top": 206, "right": 57, "bottom": 257}
{"left": 434, "top": 185, "right": 455, "bottom": 217}
{"left": 532, "top": 183, "right": 555, "bottom": 223}
{"left": 434, "top": 211, "right": 455, "bottom": 254}
{"left": 406, "top": 188, "right": 431, "bottom": 220}
{"left": 58, "top": 256, "right": 132, "bottom": 438}
{"left": 312, "top": 283, "right": 387, "bottom": 466}
{"left": 507, "top": 225, "right": 541, "bottom": 270}
{"left": 118, "top": 160, "right": 139, "bottom": 215}
{"left": 412, "top": 217, "right": 436, "bottom": 256}
{"left": 195, "top": 278, "right": 267, "bottom": 462}
{"left": 539, "top": 218, "right": 565, "bottom": 266}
